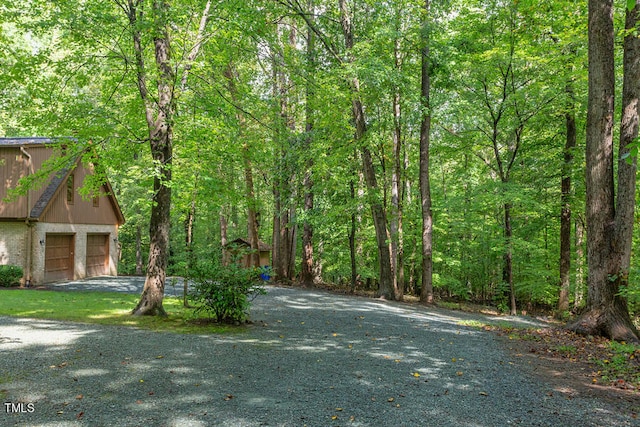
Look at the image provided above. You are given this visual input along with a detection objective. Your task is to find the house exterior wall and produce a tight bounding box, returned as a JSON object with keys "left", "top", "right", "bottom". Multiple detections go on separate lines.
{"left": 0, "top": 221, "right": 119, "bottom": 285}
{"left": 0, "top": 145, "right": 56, "bottom": 219}
{"left": 0, "top": 222, "right": 28, "bottom": 270}
{"left": 30, "top": 222, "right": 119, "bottom": 284}
{"left": 41, "top": 166, "right": 120, "bottom": 225}
{"left": 1, "top": 138, "right": 124, "bottom": 285}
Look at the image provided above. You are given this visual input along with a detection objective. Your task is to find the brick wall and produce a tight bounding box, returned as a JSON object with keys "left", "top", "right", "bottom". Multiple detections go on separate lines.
{"left": 0, "top": 222, "right": 28, "bottom": 269}
{"left": 31, "top": 223, "right": 119, "bottom": 284}
{"left": 0, "top": 222, "right": 119, "bottom": 284}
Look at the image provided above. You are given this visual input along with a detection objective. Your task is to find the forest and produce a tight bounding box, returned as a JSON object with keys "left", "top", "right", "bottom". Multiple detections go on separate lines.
{"left": 1, "top": 1, "right": 639, "bottom": 340}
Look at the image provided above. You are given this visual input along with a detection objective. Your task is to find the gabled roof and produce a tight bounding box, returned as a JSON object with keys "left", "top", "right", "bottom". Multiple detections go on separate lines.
{"left": 0, "top": 137, "right": 58, "bottom": 146}
{"left": 226, "top": 238, "right": 271, "bottom": 252}
{"left": 0, "top": 137, "right": 125, "bottom": 225}
{"left": 29, "top": 165, "right": 74, "bottom": 219}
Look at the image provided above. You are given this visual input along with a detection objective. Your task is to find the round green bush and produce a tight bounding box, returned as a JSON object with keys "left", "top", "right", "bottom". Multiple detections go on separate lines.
{"left": 0, "top": 265, "right": 24, "bottom": 287}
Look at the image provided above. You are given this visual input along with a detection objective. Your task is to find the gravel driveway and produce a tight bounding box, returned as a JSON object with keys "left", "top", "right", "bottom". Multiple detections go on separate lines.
{"left": 0, "top": 281, "right": 637, "bottom": 426}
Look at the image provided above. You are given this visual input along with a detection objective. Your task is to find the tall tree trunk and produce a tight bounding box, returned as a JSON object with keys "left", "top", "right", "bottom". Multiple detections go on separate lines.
{"left": 419, "top": 0, "right": 434, "bottom": 304}
{"left": 244, "top": 151, "right": 260, "bottom": 268}
{"left": 129, "top": 0, "right": 174, "bottom": 316}
{"left": 340, "top": 0, "right": 394, "bottom": 299}
{"left": 135, "top": 224, "right": 143, "bottom": 276}
{"left": 127, "top": 0, "right": 210, "bottom": 316}
{"left": 558, "top": 81, "right": 576, "bottom": 313}
{"left": 184, "top": 197, "right": 195, "bottom": 307}
{"left": 503, "top": 202, "right": 516, "bottom": 315}
{"left": 568, "top": 0, "right": 640, "bottom": 342}
{"left": 224, "top": 63, "right": 260, "bottom": 268}
{"left": 221, "top": 213, "right": 229, "bottom": 266}
{"left": 574, "top": 214, "right": 585, "bottom": 310}
{"left": 272, "top": 21, "right": 298, "bottom": 282}
{"left": 390, "top": 35, "right": 403, "bottom": 300}
{"left": 349, "top": 179, "right": 357, "bottom": 293}
{"left": 300, "top": 0, "right": 316, "bottom": 286}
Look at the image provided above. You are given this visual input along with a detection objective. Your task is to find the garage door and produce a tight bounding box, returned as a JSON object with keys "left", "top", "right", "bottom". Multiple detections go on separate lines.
{"left": 86, "top": 234, "right": 109, "bottom": 277}
{"left": 44, "top": 234, "right": 74, "bottom": 282}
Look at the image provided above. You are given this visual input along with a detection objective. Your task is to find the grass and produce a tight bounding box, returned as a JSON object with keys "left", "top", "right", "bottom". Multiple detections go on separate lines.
{"left": 0, "top": 288, "right": 238, "bottom": 334}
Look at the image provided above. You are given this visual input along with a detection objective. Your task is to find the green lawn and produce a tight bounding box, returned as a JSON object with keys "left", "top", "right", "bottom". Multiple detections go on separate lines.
{"left": 0, "top": 288, "right": 236, "bottom": 334}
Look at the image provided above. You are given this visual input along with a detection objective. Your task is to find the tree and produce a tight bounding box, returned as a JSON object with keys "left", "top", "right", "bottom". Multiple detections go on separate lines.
{"left": 339, "top": 0, "right": 394, "bottom": 299}
{"left": 123, "top": 0, "right": 211, "bottom": 315}
{"left": 419, "top": 0, "right": 433, "bottom": 304}
{"left": 568, "top": 0, "right": 640, "bottom": 342}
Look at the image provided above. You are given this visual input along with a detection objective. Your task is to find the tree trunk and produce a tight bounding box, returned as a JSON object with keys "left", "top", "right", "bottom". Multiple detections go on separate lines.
{"left": 349, "top": 179, "right": 357, "bottom": 293}
{"left": 503, "top": 202, "right": 516, "bottom": 315}
{"left": 129, "top": 0, "right": 174, "bottom": 316}
{"left": 135, "top": 224, "right": 143, "bottom": 275}
{"left": 220, "top": 213, "right": 229, "bottom": 266}
{"left": 391, "top": 40, "right": 403, "bottom": 301}
{"left": 127, "top": 0, "right": 210, "bottom": 316}
{"left": 244, "top": 153, "right": 260, "bottom": 268}
{"left": 568, "top": 0, "right": 640, "bottom": 343}
{"left": 224, "top": 63, "right": 260, "bottom": 268}
{"left": 340, "top": 0, "right": 394, "bottom": 299}
{"left": 184, "top": 197, "right": 195, "bottom": 307}
{"left": 419, "top": 0, "right": 434, "bottom": 304}
{"left": 558, "top": 81, "right": 576, "bottom": 313}
{"left": 574, "top": 214, "right": 585, "bottom": 310}
{"left": 300, "top": 0, "right": 316, "bottom": 287}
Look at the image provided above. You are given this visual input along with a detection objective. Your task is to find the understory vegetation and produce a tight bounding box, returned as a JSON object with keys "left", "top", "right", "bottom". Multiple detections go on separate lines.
{"left": 2, "top": 1, "right": 640, "bottom": 330}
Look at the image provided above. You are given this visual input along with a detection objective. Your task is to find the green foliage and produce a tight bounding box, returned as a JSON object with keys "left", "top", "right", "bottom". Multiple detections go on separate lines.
{"left": 189, "top": 259, "right": 266, "bottom": 324}
{"left": 595, "top": 341, "right": 640, "bottom": 385}
{"left": 0, "top": 266, "right": 23, "bottom": 287}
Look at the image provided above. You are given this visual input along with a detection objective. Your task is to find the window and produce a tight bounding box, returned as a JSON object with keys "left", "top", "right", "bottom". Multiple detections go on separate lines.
{"left": 66, "top": 174, "right": 74, "bottom": 204}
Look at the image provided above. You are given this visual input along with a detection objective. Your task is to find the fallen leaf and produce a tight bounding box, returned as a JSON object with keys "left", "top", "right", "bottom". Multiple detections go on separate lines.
{"left": 451, "top": 358, "right": 457, "bottom": 363}
{"left": 331, "top": 415, "right": 338, "bottom": 420}
{"left": 76, "top": 412, "right": 84, "bottom": 420}
{"left": 135, "top": 400, "right": 142, "bottom": 404}
{"left": 479, "top": 392, "right": 488, "bottom": 396}
{"left": 75, "top": 394, "right": 83, "bottom": 400}
{"left": 139, "top": 379, "right": 144, "bottom": 383}
{"left": 148, "top": 391, "right": 155, "bottom": 396}
{"left": 335, "top": 408, "right": 343, "bottom": 411}
{"left": 156, "top": 355, "right": 164, "bottom": 359}
{"left": 412, "top": 372, "right": 421, "bottom": 378}
{"left": 224, "top": 394, "right": 234, "bottom": 401}
{"left": 456, "top": 371, "right": 463, "bottom": 376}
{"left": 57, "top": 411, "right": 64, "bottom": 415}
{"left": 387, "top": 397, "right": 394, "bottom": 402}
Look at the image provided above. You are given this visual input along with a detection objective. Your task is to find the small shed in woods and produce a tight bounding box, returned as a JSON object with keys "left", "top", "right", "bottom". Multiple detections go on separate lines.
{"left": 223, "top": 238, "right": 271, "bottom": 268}
{"left": 0, "top": 137, "right": 125, "bottom": 285}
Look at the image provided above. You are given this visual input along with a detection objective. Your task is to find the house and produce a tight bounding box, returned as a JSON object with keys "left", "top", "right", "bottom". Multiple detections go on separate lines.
{"left": 223, "top": 238, "right": 271, "bottom": 268}
{"left": 0, "top": 137, "right": 125, "bottom": 285}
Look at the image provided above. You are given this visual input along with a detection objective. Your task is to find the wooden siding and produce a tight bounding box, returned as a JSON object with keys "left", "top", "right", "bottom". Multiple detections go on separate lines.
{"left": 0, "top": 146, "right": 52, "bottom": 218}
{"left": 40, "top": 165, "right": 119, "bottom": 225}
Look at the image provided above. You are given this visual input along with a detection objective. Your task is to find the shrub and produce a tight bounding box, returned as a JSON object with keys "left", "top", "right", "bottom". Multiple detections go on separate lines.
{"left": 189, "top": 260, "right": 265, "bottom": 324}
{"left": 0, "top": 265, "right": 23, "bottom": 287}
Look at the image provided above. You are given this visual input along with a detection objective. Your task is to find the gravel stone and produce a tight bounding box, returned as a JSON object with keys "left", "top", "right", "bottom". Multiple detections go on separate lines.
{"left": 0, "top": 281, "right": 637, "bottom": 426}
